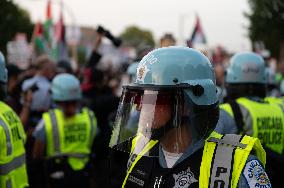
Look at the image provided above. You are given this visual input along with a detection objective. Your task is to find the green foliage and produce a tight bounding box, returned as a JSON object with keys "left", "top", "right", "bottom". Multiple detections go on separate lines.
{"left": 120, "top": 26, "right": 155, "bottom": 50}
{"left": 0, "top": 0, "right": 33, "bottom": 55}
{"left": 246, "top": 0, "right": 284, "bottom": 58}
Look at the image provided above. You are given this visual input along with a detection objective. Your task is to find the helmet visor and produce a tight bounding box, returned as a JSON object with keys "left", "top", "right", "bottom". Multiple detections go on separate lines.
{"left": 109, "top": 86, "right": 194, "bottom": 157}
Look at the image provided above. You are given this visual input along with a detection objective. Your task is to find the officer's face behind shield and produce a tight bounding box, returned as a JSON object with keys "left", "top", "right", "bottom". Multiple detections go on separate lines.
{"left": 109, "top": 86, "right": 210, "bottom": 157}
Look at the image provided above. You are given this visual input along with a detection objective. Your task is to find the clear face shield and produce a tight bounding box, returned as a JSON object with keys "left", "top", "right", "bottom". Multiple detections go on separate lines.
{"left": 109, "top": 86, "right": 211, "bottom": 157}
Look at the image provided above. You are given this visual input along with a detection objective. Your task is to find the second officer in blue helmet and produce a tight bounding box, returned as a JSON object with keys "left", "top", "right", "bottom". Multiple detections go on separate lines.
{"left": 109, "top": 47, "right": 271, "bottom": 188}
{"left": 216, "top": 52, "right": 283, "bottom": 187}
{"left": 32, "top": 73, "right": 97, "bottom": 188}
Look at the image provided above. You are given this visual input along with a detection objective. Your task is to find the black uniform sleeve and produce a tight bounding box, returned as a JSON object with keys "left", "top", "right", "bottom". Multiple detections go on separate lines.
{"left": 87, "top": 51, "right": 102, "bottom": 67}
{"left": 108, "top": 139, "right": 132, "bottom": 188}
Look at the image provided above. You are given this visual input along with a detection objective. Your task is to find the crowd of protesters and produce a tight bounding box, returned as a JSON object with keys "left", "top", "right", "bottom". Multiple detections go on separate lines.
{"left": 1, "top": 28, "right": 284, "bottom": 188}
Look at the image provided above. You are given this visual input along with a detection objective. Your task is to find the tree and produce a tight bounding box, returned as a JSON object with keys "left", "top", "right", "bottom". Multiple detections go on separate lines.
{"left": 120, "top": 26, "right": 155, "bottom": 50}
{"left": 246, "top": 0, "right": 284, "bottom": 62}
{"left": 0, "top": 0, "right": 33, "bottom": 55}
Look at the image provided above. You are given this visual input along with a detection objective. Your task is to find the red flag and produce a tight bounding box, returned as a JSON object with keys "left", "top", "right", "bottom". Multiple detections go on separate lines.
{"left": 33, "top": 22, "right": 43, "bottom": 37}
{"left": 55, "top": 11, "right": 64, "bottom": 42}
{"left": 32, "top": 21, "right": 46, "bottom": 53}
{"left": 46, "top": 0, "right": 52, "bottom": 20}
{"left": 54, "top": 3, "right": 68, "bottom": 60}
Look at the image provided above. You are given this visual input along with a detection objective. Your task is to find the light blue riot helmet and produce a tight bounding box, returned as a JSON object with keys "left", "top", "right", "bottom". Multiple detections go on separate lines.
{"left": 226, "top": 52, "right": 266, "bottom": 84}
{"left": 134, "top": 47, "right": 217, "bottom": 106}
{"left": 51, "top": 73, "right": 82, "bottom": 102}
{"left": 0, "top": 51, "right": 8, "bottom": 100}
{"left": 225, "top": 52, "right": 267, "bottom": 100}
{"left": 110, "top": 47, "right": 219, "bottom": 155}
{"left": 127, "top": 62, "right": 139, "bottom": 83}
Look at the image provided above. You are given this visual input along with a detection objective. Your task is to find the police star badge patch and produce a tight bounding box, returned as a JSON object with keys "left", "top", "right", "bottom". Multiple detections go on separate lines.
{"left": 136, "top": 65, "right": 150, "bottom": 83}
{"left": 173, "top": 167, "right": 198, "bottom": 188}
{"left": 244, "top": 160, "right": 272, "bottom": 188}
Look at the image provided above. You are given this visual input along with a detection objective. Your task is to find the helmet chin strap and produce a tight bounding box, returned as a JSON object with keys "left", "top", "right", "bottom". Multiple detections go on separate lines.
{"left": 0, "top": 84, "right": 7, "bottom": 101}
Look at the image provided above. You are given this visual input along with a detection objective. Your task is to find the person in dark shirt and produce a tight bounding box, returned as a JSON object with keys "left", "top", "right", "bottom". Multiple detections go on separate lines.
{"left": 80, "top": 27, "right": 121, "bottom": 187}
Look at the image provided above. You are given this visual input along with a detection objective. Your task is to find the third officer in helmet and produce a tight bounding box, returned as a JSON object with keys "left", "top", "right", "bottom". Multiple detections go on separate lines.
{"left": 109, "top": 47, "right": 271, "bottom": 188}
{"left": 216, "top": 52, "right": 283, "bottom": 186}
{"left": 32, "top": 73, "right": 97, "bottom": 188}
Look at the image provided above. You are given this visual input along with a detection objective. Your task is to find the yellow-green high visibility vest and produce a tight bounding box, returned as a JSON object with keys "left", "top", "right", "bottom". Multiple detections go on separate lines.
{"left": 221, "top": 97, "right": 284, "bottom": 154}
{"left": 265, "top": 96, "right": 283, "bottom": 105}
{"left": 122, "top": 131, "right": 266, "bottom": 188}
{"left": 43, "top": 107, "right": 97, "bottom": 171}
{"left": 265, "top": 96, "right": 284, "bottom": 109}
{"left": 0, "top": 101, "right": 28, "bottom": 188}
{"left": 200, "top": 132, "right": 266, "bottom": 188}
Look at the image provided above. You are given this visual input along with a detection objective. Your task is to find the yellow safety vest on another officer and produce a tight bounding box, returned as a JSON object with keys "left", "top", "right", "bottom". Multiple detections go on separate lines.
{"left": 265, "top": 96, "right": 284, "bottom": 108}
{"left": 43, "top": 107, "right": 97, "bottom": 171}
{"left": 221, "top": 97, "right": 284, "bottom": 154}
{"left": 122, "top": 131, "right": 267, "bottom": 188}
{"left": 0, "top": 101, "right": 28, "bottom": 188}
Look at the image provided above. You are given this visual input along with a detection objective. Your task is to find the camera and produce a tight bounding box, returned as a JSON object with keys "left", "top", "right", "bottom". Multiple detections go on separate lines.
{"left": 97, "top": 25, "right": 122, "bottom": 47}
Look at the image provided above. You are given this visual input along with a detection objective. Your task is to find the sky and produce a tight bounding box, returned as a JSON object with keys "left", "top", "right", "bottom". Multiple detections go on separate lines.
{"left": 14, "top": 0, "right": 251, "bottom": 52}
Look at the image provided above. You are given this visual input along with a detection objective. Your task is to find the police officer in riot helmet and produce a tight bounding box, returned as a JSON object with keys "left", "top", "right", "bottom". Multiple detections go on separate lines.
{"left": 33, "top": 73, "right": 97, "bottom": 188}
{"left": 0, "top": 51, "right": 29, "bottom": 187}
{"left": 223, "top": 53, "right": 266, "bottom": 103}
{"left": 216, "top": 52, "right": 283, "bottom": 186}
{"left": 109, "top": 47, "right": 271, "bottom": 188}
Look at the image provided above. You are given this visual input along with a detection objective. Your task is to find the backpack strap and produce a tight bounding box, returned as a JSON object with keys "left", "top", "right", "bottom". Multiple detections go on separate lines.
{"left": 229, "top": 100, "right": 244, "bottom": 134}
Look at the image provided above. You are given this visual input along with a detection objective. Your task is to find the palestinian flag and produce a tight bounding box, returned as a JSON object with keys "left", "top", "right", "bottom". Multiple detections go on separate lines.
{"left": 188, "top": 15, "right": 207, "bottom": 47}
{"left": 42, "top": 0, "right": 58, "bottom": 59}
{"left": 54, "top": 3, "right": 68, "bottom": 60}
{"left": 32, "top": 21, "right": 46, "bottom": 54}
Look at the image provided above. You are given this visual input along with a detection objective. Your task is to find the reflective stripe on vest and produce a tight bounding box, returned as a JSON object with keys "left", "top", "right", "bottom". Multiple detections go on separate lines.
{"left": 0, "top": 153, "right": 26, "bottom": 175}
{"left": 50, "top": 110, "right": 60, "bottom": 153}
{"left": 208, "top": 134, "right": 245, "bottom": 188}
{"left": 200, "top": 132, "right": 266, "bottom": 188}
{"left": 87, "top": 109, "right": 95, "bottom": 148}
{"left": 46, "top": 152, "right": 88, "bottom": 159}
{"left": 207, "top": 136, "right": 247, "bottom": 149}
{"left": 0, "top": 118, "right": 12, "bottom": 156}
{"left": 122, "top": 136, "right": 158, "bottom": 188}
{"left": 6, "top": 179, "right": 12, "bottom": 188}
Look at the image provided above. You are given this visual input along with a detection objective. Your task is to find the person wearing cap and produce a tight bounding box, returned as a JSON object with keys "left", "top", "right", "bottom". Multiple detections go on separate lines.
{"left": 216, "top": 52, "right": 283, "bottom": 186}
{"left": 32, "top": 73, "right": 97, "bottom": 188}
{"left": 109, "top": 47, "right": 270, "bottom": 188}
